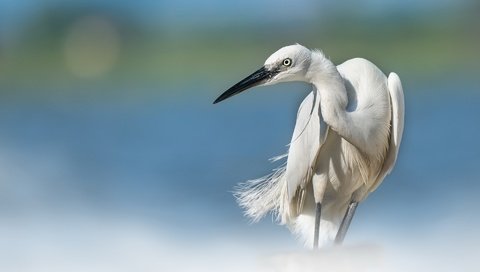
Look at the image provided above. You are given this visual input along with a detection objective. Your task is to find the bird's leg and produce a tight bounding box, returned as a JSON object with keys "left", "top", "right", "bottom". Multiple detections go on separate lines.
{"left": 313, "top": 202, "right": 322, "bottom": 248}
{"left": 334, "top": 200, "right": 358, "bottom": 245}
{"left": 312, "top": 178, "right": 327, "bottom": 249}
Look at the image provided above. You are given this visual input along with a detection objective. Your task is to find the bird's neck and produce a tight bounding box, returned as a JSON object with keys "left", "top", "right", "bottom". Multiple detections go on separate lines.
{"left": 307, "top": 53, "right": 368, "bottom": 152}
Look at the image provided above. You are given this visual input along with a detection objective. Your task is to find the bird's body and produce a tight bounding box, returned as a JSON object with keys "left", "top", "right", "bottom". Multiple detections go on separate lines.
{"left": 214, "top": 45, "right": 404, "bottom": 248}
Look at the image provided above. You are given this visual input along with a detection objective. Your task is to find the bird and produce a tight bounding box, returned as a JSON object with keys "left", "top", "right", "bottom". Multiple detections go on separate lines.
{"left": 213, "top": 44, "right": 404, "bottom": 248}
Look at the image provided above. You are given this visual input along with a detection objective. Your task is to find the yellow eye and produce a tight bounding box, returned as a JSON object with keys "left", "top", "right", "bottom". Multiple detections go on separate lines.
{"left": 283, "top": 58, "right": 292, "bottom": 66}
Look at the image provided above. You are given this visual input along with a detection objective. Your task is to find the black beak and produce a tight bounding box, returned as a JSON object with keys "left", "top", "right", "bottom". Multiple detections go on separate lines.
{"left": 213, "top": 66, "right": 273, "bottom": 104}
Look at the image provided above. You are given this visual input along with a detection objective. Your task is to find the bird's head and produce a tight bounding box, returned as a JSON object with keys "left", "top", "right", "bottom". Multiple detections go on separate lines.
{"left": 213, "top": 44, "right": 312, "bottom": 104}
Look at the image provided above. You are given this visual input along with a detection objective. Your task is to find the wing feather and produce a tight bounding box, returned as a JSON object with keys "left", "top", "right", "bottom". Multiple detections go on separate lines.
{"left": 285, "top": 86, "right": 328, "bottom": 214}
{"left": 369, "top": 72, "right": 405, "bottom": 192}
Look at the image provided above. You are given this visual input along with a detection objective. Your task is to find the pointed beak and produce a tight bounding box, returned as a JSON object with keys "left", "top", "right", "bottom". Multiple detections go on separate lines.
{"left": 213, "top": 66, "right": 273, "bottom": 104}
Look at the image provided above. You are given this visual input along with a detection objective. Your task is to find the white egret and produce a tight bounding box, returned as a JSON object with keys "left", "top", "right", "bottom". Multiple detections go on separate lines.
{"left": 213, "top": 44, "right": 404, "bottom": 248}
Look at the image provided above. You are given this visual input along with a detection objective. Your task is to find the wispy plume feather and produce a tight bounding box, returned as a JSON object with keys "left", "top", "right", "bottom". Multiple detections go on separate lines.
{"left": 234, "top": 155, "right": 288, "bottom": 223}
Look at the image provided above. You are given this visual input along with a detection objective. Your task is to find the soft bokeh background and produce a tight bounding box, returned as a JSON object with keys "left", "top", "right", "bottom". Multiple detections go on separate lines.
{"left": 0, "top": 1, "right": 479, "bottom": 271}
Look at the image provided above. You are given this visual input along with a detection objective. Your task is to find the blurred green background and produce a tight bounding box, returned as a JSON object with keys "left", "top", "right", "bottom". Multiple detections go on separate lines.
{"left": 0, "top": 1, "right": 479, "bottom": 271}
{"left": 1, "top": 1, "right": 478, "bottom": 97}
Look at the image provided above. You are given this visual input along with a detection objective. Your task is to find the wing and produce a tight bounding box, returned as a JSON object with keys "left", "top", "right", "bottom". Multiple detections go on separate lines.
{"left": 369, "top": 72, "right": 405, "bottom": 192}
{"left": 285, "top": 86, "right": 328, "bottom": 215}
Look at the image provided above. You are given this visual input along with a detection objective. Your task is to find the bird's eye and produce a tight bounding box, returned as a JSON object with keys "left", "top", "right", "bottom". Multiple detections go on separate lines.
{"left": 283, "top": 58, "right": 292, "bottom": 67}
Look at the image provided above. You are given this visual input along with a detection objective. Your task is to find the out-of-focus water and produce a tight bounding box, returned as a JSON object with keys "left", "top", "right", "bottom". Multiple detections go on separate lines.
{"left": 0, "top": 82, "right": 479, "bottom": 271}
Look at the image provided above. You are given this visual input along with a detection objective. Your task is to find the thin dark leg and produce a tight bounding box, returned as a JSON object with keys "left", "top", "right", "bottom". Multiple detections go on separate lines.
{"left": 334, "top": 201, "right": 358, "bottom": 245}
{"left": 313, "top": 202, "right": 322, "bottom": 248}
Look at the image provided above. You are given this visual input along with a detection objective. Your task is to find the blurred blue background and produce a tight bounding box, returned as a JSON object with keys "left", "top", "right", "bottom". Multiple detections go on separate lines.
{"left": 0, "top": 1, "right": 479, "bottom": 271}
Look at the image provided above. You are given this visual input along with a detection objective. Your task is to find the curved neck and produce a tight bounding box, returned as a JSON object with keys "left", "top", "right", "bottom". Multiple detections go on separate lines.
{"left": 307, "top": 53, "right": 368, "bottom": 152}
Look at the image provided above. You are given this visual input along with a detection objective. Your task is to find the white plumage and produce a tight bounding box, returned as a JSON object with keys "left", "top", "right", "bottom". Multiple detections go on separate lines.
{"left": 216, "top": 44, "right": 404, "bottom": 248}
